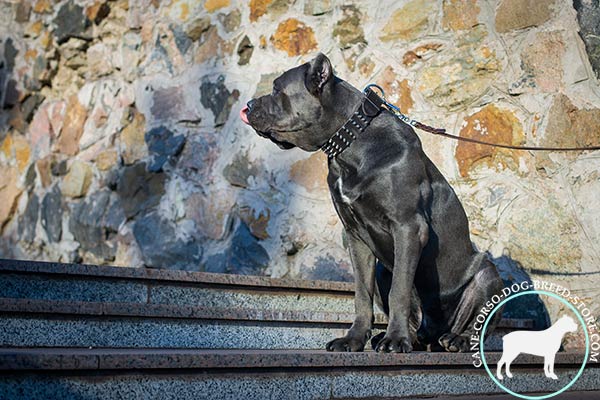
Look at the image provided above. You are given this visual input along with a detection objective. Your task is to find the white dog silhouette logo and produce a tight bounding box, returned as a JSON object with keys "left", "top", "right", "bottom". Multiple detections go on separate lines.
{"left": 497, "top": 315, "right": 578, "bottom": 380}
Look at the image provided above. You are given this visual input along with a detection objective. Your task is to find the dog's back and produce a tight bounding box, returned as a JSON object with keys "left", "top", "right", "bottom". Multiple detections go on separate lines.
{"left": 502, "top": 330, "right": 549, "bottom": 357}
{"left": 502, "top": 316, "right": 577, "bottom": 357}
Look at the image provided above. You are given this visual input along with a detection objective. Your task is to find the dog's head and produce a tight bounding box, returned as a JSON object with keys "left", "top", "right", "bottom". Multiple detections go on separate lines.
{"left": 557, "top": 315, "right": 578, "bottom": 333}
{"left": 240, "top": 53, "right": 336, "bottom": 151}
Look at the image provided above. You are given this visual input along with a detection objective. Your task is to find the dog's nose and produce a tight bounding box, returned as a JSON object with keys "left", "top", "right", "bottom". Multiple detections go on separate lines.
{"left": 247, "top": 99, "right": 256, "bottom": 111}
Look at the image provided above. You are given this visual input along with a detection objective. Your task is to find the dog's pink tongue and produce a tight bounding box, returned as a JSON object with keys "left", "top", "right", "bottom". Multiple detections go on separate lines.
{"left": 240, "top": 106, "right": 250, "bottom": 125}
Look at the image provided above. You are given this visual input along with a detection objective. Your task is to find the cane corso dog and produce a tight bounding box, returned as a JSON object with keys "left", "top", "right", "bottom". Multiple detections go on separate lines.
{"left": 240, "top": 53, "right": 504, "bottom": 352}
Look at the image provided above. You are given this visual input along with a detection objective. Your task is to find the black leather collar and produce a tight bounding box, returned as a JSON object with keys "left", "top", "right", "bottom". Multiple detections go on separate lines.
{"left": 320, "top": 87, "right": 385, "bottom": 159}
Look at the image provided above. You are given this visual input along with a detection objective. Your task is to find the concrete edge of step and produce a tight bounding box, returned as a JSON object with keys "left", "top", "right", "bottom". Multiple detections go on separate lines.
{"left": 0, "top": 297, "right": 532, "bottom": 329}
{"left": 0, "top": 258, "right": 355, "bottom": 293}
{"left": 0, "top": 348, "right": 591, "bottom": 371}
{"left": 0, "top": 297, "right": 359, "bottom": 325}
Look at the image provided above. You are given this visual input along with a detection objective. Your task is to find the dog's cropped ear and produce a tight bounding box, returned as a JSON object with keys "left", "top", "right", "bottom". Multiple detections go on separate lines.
{"left": 305, "top": 53, "right": 333, "bottom": 96}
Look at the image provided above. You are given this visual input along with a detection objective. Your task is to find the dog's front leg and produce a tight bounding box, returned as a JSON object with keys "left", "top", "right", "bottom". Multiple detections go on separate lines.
{"left": 326, "top": 232, "right": 375, "bottom": 352}
{"left": 375, "top": 221, "right": 426, "bottom": 353}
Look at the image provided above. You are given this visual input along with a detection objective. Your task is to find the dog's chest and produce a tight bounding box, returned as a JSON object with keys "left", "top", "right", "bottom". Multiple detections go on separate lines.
{"left": 330, "top": 175, "right": 393, "bottom": 263}
{"left": 330, "top": 176, "right": 360, "bottom": 224}
{"left": 331, "top": 176, "right": 371, "bottom": 230}
{"left": 335, "top": 177, "right": 353, "bottom": 205}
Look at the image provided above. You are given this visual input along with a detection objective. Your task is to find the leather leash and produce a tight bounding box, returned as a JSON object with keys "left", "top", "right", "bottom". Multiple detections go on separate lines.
{"left": 365, "top": 84, "right": 600, "bottom": 152}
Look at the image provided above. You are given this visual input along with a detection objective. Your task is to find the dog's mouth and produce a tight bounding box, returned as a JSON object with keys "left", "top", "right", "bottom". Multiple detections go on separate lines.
{"left": 256, "top": 129, "right": 295, "bottom": 149}
{"left": 271, "top": 138, "right": 295, "bottom": 149}
{"left": 241, "top": 106, "right": 295, "bottom": 149}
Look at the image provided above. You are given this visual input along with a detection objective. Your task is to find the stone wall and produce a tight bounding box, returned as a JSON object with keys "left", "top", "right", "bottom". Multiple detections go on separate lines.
{"left": 1, "top": 1, "right": 600, "bottom": 320}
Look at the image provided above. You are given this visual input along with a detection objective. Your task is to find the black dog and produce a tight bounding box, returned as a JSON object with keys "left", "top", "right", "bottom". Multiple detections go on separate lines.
{"left": 241, "top": 53, "right": 504, "bottom": 353}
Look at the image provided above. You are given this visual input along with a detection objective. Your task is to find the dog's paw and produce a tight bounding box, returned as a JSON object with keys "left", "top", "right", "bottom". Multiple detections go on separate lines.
{"left": 439, "top": 333, "right": 469, "bottom": 352}
{"left": 375, "top": 334, "right": 412, "bottom": 353}
{"left": 326, "top": 336, "right": 366, "bottom": 352}
{"left": 547, "top": 373, "right": 558, "bottom": 380}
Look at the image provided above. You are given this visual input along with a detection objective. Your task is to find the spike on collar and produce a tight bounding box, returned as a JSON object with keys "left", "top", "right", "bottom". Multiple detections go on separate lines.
{"left": 320, "top": 87, "right": 385, "bottom": 159}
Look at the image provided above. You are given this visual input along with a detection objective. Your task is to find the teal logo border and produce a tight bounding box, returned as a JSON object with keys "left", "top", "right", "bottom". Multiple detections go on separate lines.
{"left": 479, "top": 290, "right": 590, "bottom": 399}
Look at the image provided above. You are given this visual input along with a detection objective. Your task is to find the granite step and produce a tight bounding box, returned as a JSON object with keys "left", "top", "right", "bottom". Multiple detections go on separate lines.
{"left": 0, "top": 259, "right": 595, "bottom": 399}
{"left": 0, "top": 258, "right": 358, "bottom": 314}
{"left": 0, "top": 348, "right": 597, "bottom": 400}
{"left": 0, "top": 259, "right": 535, "bottom": 324}
{"left": 0, "top": 297, "right": 523, "bottom": 350}
{"left": 0, "top": 258, "right": 532, "bottom": 350}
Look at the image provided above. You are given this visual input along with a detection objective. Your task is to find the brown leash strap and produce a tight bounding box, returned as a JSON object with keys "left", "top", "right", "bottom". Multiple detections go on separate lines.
{"left": 411, "top": 121, "right": 600, "bottom": 152}
{"left": 363, "top": 84, "right": 600, "bottom": 152}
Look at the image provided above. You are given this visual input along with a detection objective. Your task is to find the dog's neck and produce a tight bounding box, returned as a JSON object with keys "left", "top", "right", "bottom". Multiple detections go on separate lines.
{"left": 320, "top": 79, "right": 383, "bottom": 166}
{"left": 549, "top": 319, "right": 571, "bottom": 334}
{"left": 321, "top": 78, "right": 364, "bottom": 131}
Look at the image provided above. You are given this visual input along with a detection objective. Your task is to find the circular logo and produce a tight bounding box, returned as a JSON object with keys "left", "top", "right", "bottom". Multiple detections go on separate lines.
{"left": 479, "top": 290, "right": 590, "bottom": 399}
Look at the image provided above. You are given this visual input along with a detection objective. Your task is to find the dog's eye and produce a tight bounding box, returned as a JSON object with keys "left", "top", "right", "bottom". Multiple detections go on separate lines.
{"left": 272, "top": 87, "right": 280, "bottom": 95}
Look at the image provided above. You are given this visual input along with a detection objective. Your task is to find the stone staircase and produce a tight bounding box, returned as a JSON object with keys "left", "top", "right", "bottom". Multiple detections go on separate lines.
{"left": 0, "top": 258, "right": 598, "bottom": 399}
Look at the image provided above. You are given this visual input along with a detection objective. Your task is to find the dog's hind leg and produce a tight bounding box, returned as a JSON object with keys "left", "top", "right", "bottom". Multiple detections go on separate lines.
{"left": 498, "top": 348, "right": 519, "bottom": 379}
{"left": 506, "top": 353, "right": 519, "bottom": 378}
{"left": 497, "top": 357, "right": 506, "bottom": 380}
{"left": 440, "top": 257, "right": 504, "bottom": 352}
{"left": 505, "top": 356, "right": 515, "bottom": 378}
